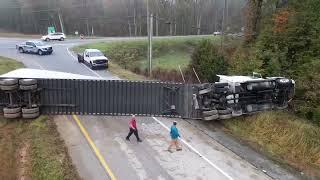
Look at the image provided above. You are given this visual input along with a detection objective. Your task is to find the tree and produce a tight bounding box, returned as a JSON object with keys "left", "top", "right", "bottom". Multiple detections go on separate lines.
{"left": 190, "top": 40, "right": 228, "bottom": 82}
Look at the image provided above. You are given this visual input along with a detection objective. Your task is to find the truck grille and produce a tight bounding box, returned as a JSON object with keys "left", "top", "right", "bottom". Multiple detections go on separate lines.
{"left": 94, "top": 60, "right": 107, "bottom": 64}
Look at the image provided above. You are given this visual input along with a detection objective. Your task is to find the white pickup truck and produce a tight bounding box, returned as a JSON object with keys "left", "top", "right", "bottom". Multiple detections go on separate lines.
{"left": 77, "top": 49, "right": 109, "bottom": 69}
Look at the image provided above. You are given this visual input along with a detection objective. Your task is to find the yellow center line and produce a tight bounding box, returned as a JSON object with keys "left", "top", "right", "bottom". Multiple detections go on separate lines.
{"left": 71, "top": 115, "right": 117, "bottom": 180}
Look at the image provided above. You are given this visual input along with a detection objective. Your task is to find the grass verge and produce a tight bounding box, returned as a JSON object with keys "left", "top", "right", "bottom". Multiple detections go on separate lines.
{"left": 109, "top": 62, "right": 146, "bottom": 81}
{"left": 0, "top": 56, "right": 24, "bottom": 74}
{"left": 224, "top": 111, "right": 320, "bottom": 178}
{"left": 0, "top": 116, "right": 80, "bottom": 180}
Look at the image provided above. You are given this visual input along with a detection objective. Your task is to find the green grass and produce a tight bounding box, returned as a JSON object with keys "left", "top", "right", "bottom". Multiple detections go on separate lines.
{"left": 109, "top": 62, "right": 146, "bottom": 81}
{"left": 224, "top": 111, "right": 320, "bottom": 178}
{"left": 0, "top": 56, "right": 24, "bottom": 74}
{"left": 139, "top": 51, "right": 191, "bottom": 70}
{"left": 73, "top": 36, "right": 219, "bottom": 72}
{"left": 0, "top": 116, "right": 80, "bottom": 180}
{"left": 30, "top": 116, "right": 79, "bottom": 180}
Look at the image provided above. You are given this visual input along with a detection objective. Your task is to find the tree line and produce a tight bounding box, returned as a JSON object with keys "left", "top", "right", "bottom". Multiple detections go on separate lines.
{"left": 0, "top": 0, "right": 245, "bottom": 36}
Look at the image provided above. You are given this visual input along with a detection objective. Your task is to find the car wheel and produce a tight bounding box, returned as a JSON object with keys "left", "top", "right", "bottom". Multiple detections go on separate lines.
{"left": 46, "top": 38, "right": 50, "bottom": 42}
{"left": 38, "top": 50, "right": 43, "bottom": 56}
{"left": 19, "top": 48, "right": 24, "bottom": 53}
{"left": 90, "top": 62, "right": 94, "bottom": 70}
{"left": 60, "top": 37, "right": 64, "bottom": 41}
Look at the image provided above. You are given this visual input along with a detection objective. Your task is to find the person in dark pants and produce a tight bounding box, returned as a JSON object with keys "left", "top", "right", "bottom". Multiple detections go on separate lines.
{"left": 126, "top": 115, "right": 142, "bottom": 142}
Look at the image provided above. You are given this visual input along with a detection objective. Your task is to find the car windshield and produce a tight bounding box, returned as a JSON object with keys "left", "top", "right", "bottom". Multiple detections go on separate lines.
{"left": 34, "top": 41, "right": 45, "bottom": 46}
{"left": 90, "top": 52, "right": 104, "bottom": 57}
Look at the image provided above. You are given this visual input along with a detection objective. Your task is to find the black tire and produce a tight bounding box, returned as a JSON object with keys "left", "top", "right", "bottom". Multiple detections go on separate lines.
{"left": 218, "top": 108, "right": 232, "bottom": 115}
{"left": 0, "top": 79, "right": 18, "bottom": 86}
{"left": 0, "top": 84, "right": 18, "bottom": 91}
{"left": 60, "top": 37, "right": 64, "bottom": 41}
{"left": 90, "top": 62, "right": 94, "bottom": 70}
{"left": 214, "top": 83, "right": 228, "bottom": 88}
{"left": 259, "top": 104, "right": 272, "bottom": 111}
{"left": 199, "top": 88, "right": 212, "bottom": 95}
{"left": 46, "top": 38, "right": 50, "bottom": 42}
{"left": 4, "top": 112, "right": 21, "bottom": 119}
{"left": 276, "top": 78, "right": 292, "bottom": 87}
{"left": 202, "top": 109, "right": 218, "bottom": 116}
{"left": 246, "top": 104, "right": 258, "bottom": 113}
{"left": 203, "top": 114, "right": 219, "bottom": 121}
{"left": 246, "top": 81, "right": 274, "bottom": 91}
{"left": 214, "top": 87, "right": 228, "bottom": 93}
{"left": 219, "top": 114, "right": 232, "bottom": 120}
{"left": 22, "top": 112, "right": 40, "bottom": 119}
{"left": 38, "top": 50, "right": 43, "bottom": 56}
{"left": 3, "top": 107, "right": 21, "bottom": 114}
{"left": 19, "top": 79, "right": 37, "bottom": 86}
{"left": 22, "top": 107, "right": 39, "bottom": 114}
{"left": 20, "top": 84, "right": 37, "bottom": 91}
{"left": 19, "top": 48, "right": 24, "bottom": 53}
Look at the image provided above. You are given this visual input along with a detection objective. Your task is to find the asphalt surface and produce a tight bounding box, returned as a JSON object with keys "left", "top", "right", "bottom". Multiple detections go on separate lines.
{"left": 0, "top": 37, "right": 300, "bottom": 180}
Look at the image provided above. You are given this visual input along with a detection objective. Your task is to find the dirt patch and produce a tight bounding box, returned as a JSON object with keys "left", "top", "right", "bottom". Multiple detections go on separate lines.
{"left": 0, "top": 116, "right": 80, "bottom": 180}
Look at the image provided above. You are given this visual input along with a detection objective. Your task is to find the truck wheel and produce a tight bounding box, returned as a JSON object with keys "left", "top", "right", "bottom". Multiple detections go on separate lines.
{"left": 203, "top": 114, "right": 219, "bottom": 121}
{"left": 20, "top": 84, "right": 37, "bottom": 91}
{"left": 219, "top": 114, "right": 232, "bottom": 120}
{"left": 38, "top": 50, "right": 43, "bottom": 56}
{"left": 0, "top": 84, "right": 18, "bottom": 91}
{"left": 4, "top": 112, "right": 21, "bottom": 119}
{"left": 90, "top": 62, "right": 94, "bottom": 70}
{"left": 199, "top": 88, "right": 212, "bottom": 95}
{"left": 19, "top": 79, "right": 37, "bottom": 86}
{"left": 19, "top": 48, "right": 24, "bottom": 53}
{"left": 3, "top": 107, "right": 21, "bottom": 114}
{"left": 22, "top": 106, "right": 39, "bottom": 114}
{"left": 60, "top": 37, "right": 64, "bottom": 41}
{"left": 22, "top": 112, "right": 40, "bottom": 119}
{"left": 202, "top": 109, "right": 218, "bottom": 116}
{"left": 0, "top": 79, "right": 18, "bottom": 86}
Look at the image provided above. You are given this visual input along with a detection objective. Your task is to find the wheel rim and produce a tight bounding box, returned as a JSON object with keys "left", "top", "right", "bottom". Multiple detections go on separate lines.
{"left": 19, "top": 48, "right": 23, "bottom": 53}
{"left": 39, "top": 51, "right": 42, "bottom": 55}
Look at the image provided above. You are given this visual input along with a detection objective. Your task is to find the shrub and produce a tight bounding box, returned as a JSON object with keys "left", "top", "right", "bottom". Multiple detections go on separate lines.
{"left": 190, "top": 40, "right": 228, "bottom": 82}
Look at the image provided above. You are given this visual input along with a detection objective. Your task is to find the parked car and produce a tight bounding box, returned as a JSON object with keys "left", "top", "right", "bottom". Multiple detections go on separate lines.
{"left": 16, "top": 40, "right": 53, "bottom": 55}
{"left": 213, "top": 31, "right": 222, "bottom": 36}
{"left": 77, "top": 49, "right": 109, "bottom": 69}
{"left": 41, "top": 32, "right": 66, "bottom": 41}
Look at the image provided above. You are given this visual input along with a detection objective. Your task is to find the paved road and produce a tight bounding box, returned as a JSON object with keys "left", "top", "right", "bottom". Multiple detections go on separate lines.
{"left": 0, "top": 37, "right": 119, "bottom": 79}
{"left": 0, "top": 37, "right": 298, "bottom": 180}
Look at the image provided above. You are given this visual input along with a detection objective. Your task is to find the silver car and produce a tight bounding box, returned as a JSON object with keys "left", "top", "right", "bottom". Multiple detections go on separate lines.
{"left": 16, "top": 40, "right": 53, "bottom": 55}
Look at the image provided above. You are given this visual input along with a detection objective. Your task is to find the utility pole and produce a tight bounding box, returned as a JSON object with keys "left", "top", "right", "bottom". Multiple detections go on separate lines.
{"left": 57, "top": 9, "right": 64, "bottom": 34}
{"left": 147, "top": 0, "right": 149, "bottom": 36}
{"left": 148, "top": 13, "right": 153, "bottom": 76}
{"left": 221, "top": 0, "right": 227, "bottom": 51}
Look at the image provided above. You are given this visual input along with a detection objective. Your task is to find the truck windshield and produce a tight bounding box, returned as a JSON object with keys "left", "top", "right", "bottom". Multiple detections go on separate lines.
{"left": 90, "top": 52, "right": 104, "bottom": 57}
{"left": 34, "top": 42, "right": 45, "bottom": 46}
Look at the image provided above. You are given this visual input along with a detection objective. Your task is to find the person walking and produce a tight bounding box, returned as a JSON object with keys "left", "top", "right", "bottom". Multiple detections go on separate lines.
{"left": 168, "top": 121, "right": 182, "bottom": 152}
{"left": 126, "top": 115, "right": 142, "bottom": 142}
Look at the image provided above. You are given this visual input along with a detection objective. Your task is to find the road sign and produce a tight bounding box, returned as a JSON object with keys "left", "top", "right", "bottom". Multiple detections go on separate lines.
{"left": 48, "top": 27, "right": 56, "bottom": 34}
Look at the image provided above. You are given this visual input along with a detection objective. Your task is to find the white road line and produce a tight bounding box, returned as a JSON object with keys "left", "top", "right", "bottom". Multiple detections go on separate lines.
{"left": 66, "top": 47, "right": 103, "bottom": 79}
{"left": 151, "top": 117, "right": 234, "bottom": 180}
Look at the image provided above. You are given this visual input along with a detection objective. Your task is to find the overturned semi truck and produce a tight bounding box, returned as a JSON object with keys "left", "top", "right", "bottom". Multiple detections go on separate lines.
{"left": 0, "top": 69, "right": 295, "bottom": 120}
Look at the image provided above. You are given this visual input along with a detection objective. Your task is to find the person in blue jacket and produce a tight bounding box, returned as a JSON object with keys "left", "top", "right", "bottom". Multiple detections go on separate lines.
{"left": 168, "top": 121, "right": 182, "bottom": 152}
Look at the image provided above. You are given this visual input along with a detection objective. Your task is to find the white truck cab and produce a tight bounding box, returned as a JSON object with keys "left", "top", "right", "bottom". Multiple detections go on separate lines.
{"left": 78, "top": 49, "right": 109, "bottom": 69}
